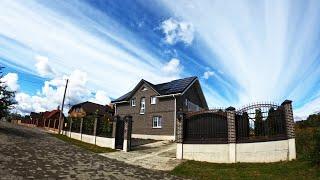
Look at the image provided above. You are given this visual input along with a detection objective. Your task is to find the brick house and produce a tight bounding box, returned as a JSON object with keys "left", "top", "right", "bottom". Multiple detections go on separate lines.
{"left": 111, "top": 76, "right": 208, "bottom": 140}
{"left": 68, "top": 101, "right": 114, "bottom": 118}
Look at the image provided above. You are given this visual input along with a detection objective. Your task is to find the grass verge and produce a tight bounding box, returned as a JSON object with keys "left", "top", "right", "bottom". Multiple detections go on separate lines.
{"left": 51, "top": 134, "right": 116, "bottom": 153}
{"left": 171, "top": 160, "right": 320, "bottom": 180}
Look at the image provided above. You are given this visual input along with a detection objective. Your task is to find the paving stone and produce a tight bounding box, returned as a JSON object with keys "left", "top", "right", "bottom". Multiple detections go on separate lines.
{"left": 0, "top": 122, "right": 182, "bottom": 179}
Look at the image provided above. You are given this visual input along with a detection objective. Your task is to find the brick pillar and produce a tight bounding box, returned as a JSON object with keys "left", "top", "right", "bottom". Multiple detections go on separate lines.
{"left": 281, "top": 100, "right": 296, "bottom": 160}
{"left": 112, "top": 116, "right": 120, "bottom": 138}
{"left": 176, "top": 111, "right": 185, "bottom": 159}
{"left": 123, "top": 116, "right": 132, "bottom": 152}
{"left": 226, "top": 106, "right": 236, "bottom": 163}
{"left": 281, "top": 100, "right": 295, "bottom": 138}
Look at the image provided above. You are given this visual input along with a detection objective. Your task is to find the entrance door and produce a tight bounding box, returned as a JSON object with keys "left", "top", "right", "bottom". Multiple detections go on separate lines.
{"left": 115, "top": 119, "right": 124, "bottom": 149}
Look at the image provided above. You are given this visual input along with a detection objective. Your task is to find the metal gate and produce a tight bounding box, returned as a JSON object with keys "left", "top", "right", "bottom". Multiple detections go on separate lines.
{"left": 115, "top": 119, "right": 124, "bottom": 149}
{"left": 184, "top": 110, "right": 228, "bottom": 144}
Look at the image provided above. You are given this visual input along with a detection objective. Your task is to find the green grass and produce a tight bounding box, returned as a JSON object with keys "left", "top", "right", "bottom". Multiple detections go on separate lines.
{"left": 171, "top": 160, "right": 320, "bottom": 180}
{"left": 51, "top": 134, "right": 116, "bottom": 153}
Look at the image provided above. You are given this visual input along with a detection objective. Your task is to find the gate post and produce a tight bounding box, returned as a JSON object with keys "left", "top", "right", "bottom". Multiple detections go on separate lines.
{"left": 226, "top": 106, "right": 236, "bottom": 163}
{"left": 111, "top": 116, "right": 120, "bottom": 149}
{"left": 176, "top": 111, "right": 185, "bottom": 159}
{"left": 281, "top": 100, "right": 296, "bottom": 160}
{"left": 123, "top": 115, "right": 132, "bottom": 152}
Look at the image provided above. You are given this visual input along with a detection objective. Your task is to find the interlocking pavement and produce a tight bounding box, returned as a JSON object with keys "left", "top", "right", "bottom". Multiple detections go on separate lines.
{"left": 0, "top": 121, "right": 181, "bottom": 180}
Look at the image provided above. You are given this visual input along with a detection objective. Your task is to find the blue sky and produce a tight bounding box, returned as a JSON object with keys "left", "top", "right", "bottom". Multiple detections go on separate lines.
{"left": 1, "top": 0, "right": 320, "bottom": 119}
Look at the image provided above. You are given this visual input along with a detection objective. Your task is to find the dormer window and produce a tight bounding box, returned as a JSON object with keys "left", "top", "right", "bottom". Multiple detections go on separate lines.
{"left": 140, "top": 97, "right": 145, "bottom": 114}
{"left": 150, "top": 96, "right": 157, "bottom": 105}
{"left": 131, "top": 98, "right": 136, "bottom": 107}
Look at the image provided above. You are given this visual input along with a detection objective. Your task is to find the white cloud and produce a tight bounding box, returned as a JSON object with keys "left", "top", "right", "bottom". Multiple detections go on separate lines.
{"left": 161, "top": 18, "right": 194, "bottom": 45}
{"left": 13, "top": 69, "right": 113, "bottom": 115}
{"left": 161, "top": 58, "right": 183, "bottom": 77}
{"left": 203, "top": 70, "right": 215, "bottom": 79}
{"left": 1, "top": 73, "right": 19, "bottom": 91}
{"left": 294, "top": 96, "right": 320, "bottom": 121}
{"left": 90, "top": 90, "right": 111, "bottom": 105}
{"left": 162, "top": 0, "right": 320, "bottom": 109}
{"left": 35, "top": 55, "right": 55, "bottom": 77}
{"left": 0, "top": 0, "right": 182, "bottom": 101}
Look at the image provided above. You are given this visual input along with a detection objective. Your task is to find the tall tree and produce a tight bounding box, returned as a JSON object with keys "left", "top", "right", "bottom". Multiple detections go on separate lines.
{"left": 254, "top": 109, "right": 263, "bottom": 136}
{"left": 0, "top": 66, "right": 16, "bottom": 118}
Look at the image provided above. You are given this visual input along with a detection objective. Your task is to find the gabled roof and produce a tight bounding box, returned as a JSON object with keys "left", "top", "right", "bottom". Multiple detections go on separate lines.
{"left": 68, "top": 101, "right": 113, "bottom": 115}
{"left": 111, "top": 76, "right": 198, "bottom": 103}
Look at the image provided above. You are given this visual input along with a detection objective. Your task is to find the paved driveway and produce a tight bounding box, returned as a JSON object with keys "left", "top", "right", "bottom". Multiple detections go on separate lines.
{"left": 0, "top": 122, "right": 180, "bottom": 179}
{"left": 102, "top": 141, "right": 182, "bottom": 171}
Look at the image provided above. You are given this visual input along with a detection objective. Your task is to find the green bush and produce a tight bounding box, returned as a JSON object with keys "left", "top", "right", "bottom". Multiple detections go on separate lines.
{"left": 311, "top": 127, "right": 320, "bottom": 165}
{"left": 71, "top": 118, "right": 81, "bottom": 133}
{"left": 82, "top": 115, "right": 95, "bottom": 135}
{"left": 96, "top": 116, "right": 113, "bottom": 138}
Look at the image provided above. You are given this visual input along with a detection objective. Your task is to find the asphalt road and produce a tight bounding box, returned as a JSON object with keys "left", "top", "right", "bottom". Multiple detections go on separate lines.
{"left": 0, "top": 121, "right": 180, "bottom": 180}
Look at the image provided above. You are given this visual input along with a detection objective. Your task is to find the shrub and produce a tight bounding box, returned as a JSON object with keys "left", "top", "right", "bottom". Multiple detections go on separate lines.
{"left": 311, "top": 127, "right": 320, "bottom": 166}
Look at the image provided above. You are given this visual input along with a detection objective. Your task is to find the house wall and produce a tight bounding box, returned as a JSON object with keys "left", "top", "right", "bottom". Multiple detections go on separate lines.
{"left": 177, "top": 81, "right": 206, "bottom": 112}
{"left": 69, "top": 107, "right": 86, "bottom": 118}
{"left": 116, "top": 83, "right": 176, "bottom": 139}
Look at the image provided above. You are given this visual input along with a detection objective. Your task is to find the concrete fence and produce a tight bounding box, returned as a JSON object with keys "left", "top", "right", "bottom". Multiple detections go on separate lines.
{"left": 176, "top": 100, "right": 296, "bottom": 163}
{"left": 61, "top": 130, "right": 116, "bottom": 149}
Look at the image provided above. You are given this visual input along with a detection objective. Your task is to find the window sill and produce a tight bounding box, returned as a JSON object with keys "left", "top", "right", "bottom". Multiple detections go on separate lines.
{"left": 152, "top": 127, "right": 162, "bottom": 129}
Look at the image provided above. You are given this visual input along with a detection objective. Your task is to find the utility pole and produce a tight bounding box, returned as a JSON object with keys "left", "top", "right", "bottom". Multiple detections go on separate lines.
{"left": 58, "top": 79, "right": 69, "bottom": 134}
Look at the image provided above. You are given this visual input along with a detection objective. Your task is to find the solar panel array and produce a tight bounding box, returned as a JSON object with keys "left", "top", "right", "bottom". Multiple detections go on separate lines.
{"left": 112, "top": 76, "right": 197, "bottom": 102}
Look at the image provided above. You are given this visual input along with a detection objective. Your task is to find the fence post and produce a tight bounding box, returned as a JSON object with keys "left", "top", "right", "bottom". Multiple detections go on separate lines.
{"left": 48, "top": 119, "right": 51, "bottom": 129}
{"left": 69, "top": 118, "right": 73, "bottom": 138}
{"left": 93, "top": 117, "right": 98, "bottom": 145}
{"left": 54, "top": 119, "right": 57, "bottom": 130}
{"left": 80, "top": 117, "right": 83, "bottom": 140}
{"left": 226, "top": 106, "right": 236, "bottom": 163}
{"left": 123, "top": 116, "right": 132, "bottom": 152}
{"left": 176, "top": 111, "right": 185, "bottom": 159}
{"left": 281, "top": 100, "right": 296, "bottom": 160}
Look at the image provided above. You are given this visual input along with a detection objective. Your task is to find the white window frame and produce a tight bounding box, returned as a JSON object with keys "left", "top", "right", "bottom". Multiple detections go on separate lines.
{"left": 152, "top": 116, "right": 162, "bottom": 128}
{"left": 140, "top": 97, "right": 145, "bottom": 114}
{"left": 150, "top": 96, "right": 157, "bottom": 105}
{"left": 131, "top": 98, "right": 136, "bottom": 107}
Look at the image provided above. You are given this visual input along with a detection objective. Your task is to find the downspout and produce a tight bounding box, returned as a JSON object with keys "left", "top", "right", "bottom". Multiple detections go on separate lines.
{"left": 173, "top": 95, "right": 177, "bottom": 141}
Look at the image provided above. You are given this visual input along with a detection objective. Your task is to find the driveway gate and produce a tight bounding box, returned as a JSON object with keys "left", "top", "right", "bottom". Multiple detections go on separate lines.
{"left": 115, "top": 119, "right": 124, "bottom": 149}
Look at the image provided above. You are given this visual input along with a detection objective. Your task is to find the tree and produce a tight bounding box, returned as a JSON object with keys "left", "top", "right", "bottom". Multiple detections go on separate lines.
{"left": 0, "top": 66, "right": 16, "bottom": 119}
{"left": 254, "top": 109, "right": 263, "bottom": 136}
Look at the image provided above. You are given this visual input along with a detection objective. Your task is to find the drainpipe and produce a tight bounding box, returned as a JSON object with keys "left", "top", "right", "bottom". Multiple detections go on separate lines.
{"left": 173, "top": 95, "right": 177, "bottom": 141}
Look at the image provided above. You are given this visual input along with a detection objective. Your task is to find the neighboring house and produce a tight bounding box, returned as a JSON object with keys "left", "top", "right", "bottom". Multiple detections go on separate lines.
{"left": 43, "top": 109, "right": 64, "bottom": 129}
{"left": 111, "top": 76, "right": 208, "bottom": 141}
{"left": 68, "top": 101, "right": 114, "bottom": 118}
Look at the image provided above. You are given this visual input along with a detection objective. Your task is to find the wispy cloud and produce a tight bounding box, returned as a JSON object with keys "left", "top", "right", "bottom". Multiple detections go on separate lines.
{"left": 162, "top": 0, "right": 320, "bottom": 117}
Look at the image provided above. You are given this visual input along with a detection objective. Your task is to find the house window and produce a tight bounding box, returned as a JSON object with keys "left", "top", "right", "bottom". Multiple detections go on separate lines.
{"left": 150, "top": 96, "right": 157, "bottom": 105}
{"left": 152, "top": 116, "right": 162, "bottom": 128}
{"left": 140, "top": 97, "right": 145, "bottom": 114}
{"left": 131, "top": 98, "right": 136, "bottom": 107}
{"left": 141, "top": 87, "right": 148, "bottom": 91}
{"left": 185, "top": 99, "right": 188, "bottom": 106}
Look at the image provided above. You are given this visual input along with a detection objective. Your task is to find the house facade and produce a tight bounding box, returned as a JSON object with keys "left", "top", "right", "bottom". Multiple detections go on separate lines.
{"left": 112, "top": 76, "right": 208, "bottom": 141}
{"left": 68, "top": 101, "right": 114, "bottom": 119}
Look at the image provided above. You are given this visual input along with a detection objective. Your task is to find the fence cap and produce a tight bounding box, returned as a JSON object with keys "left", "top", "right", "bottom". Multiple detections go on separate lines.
{"left": 281, "top": 100, "right": 292, "bottom": 106}
{"left": 226, "top": 106, "right": 236, "bottom": 111}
